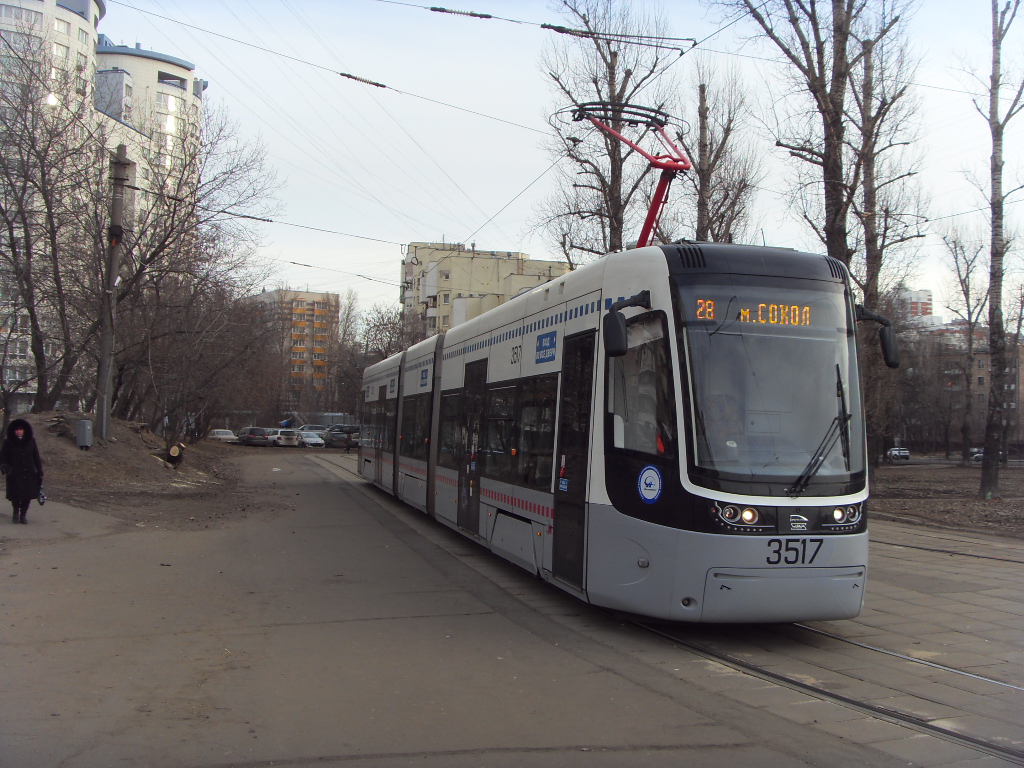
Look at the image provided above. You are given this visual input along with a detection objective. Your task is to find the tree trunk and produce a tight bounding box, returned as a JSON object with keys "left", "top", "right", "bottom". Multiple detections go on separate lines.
{"left": 980, "top": 0, "right": 1021, "bottom": 498}
{"left": 696, "top": 83, "right": 711, "bottom": 240}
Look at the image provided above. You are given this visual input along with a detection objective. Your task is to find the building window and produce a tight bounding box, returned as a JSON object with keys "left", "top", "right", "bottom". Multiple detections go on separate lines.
{"left": 54, "top": 18, "right": 70, "bottom": 34}
{"left": 442, "top": 293, "right": 450, "bottom": 304}
{"left": 442, "top": 316, "right": 450, "bottom": 327}
{"left": 0, "top": 5, "right": 43, "bottom": 28}
{"left": 291, "top": 364, "right": 306, "bottom": 372}
{"left": 78, "top": 28, "right": 88, "bottom": 44}
{"left": 159, "top": 92, "right": 185, "bottom": 113}
{"left": 76, "top": 51, "right": 87, "bottom": 70}
{"left": 441, "top": 271, "right": 450, "bottom": 280}
{"left": 52, "top": 42, "right": 69, "bottom": 61}
{"left": 978, "top": 376, "right": 985, "bottom": 386}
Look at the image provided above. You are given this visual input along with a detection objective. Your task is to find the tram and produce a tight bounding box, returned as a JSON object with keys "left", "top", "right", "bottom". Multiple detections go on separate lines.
{"left": 359, "top": 240, "right": 897, "bottom": 623}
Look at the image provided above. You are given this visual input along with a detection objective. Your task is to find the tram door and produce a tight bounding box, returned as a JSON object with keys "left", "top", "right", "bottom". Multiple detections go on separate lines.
{"left": 552, "top": 331, "right": 596, "bottom": 589}
{"left": 373, "top": 385, "right": 386, "bottom": 487}
{"left": 457, "top": 360, "right": 487, "bottom": 535}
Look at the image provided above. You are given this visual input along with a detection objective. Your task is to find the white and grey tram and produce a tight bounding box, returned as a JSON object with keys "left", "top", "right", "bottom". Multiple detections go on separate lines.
{"left": 360, "top": 242, "right": 897, "bottom": 622}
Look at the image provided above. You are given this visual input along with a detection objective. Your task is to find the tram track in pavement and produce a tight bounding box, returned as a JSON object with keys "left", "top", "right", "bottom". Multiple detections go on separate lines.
{"left": 629, "top": 618, "right": 1024, "bottom": 765}
{"left": 790, "top": 622, "right": 1024, "bottom": 692}
{"left": 871, "top": 536, "right": 1024, "bottom": 565}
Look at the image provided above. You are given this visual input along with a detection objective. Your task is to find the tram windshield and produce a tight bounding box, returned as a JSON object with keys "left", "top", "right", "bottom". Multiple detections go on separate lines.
{"left": 678, "top": 278, "right": 864, "bottom": 495}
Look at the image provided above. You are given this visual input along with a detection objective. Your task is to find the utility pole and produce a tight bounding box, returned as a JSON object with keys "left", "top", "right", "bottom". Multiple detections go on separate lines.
{"left": 97, "top": 144, "right": 129, "bottom": 440}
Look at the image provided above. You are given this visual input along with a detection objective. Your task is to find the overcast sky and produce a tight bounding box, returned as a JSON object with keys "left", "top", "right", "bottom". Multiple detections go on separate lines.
{"left": 98, "top": 0, "right": 1023, "bottom": 318}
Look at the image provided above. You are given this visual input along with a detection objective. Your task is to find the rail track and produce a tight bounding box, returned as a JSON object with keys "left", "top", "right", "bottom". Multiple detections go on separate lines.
{"left": 631, "top": 618, "right": 1024, "bottom": 765}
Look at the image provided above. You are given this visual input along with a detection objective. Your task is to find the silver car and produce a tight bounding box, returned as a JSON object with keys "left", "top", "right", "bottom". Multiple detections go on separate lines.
{"left": 299, "top": 431, "right": 325, "bottom": 448}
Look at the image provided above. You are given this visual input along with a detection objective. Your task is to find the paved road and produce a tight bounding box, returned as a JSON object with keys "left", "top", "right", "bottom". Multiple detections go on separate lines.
{"left": 0, "top": 452, "right": 1015, "bottom": 767}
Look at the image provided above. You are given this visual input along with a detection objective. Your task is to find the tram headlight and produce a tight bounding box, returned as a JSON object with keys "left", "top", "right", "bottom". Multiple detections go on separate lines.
{"left": 720, "top": 505, "right": 741, "bottom": 523}
{"left": 713, "top": 503, "right": 774, "bottom": 530}
{"left": 831, "top": 506, "right": 849, "bottom": 524}
{"left": 846, "top": 505, "right": 862, "bottom": 524}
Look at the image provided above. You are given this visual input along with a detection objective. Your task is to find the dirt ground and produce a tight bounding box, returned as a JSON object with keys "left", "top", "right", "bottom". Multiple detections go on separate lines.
{"left": 20, "top": 412, "right": 277, "bottom": 531}
{"left": 12, "top": 412, "right": 1024, "bottom": 538}
{"left": 870, "top": 461, "right": 1024, "bottom": 537}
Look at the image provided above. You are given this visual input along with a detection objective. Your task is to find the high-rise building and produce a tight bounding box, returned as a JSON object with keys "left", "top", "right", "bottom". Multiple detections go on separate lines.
{"left": 0, "top": 1, "right": 208, "bottom": 412}
{"left": 250, "top": 290, "right": 341, "bottom": 407}
{"left": 95, "top": 36, "right": 208, "bottom": 135}
{"left": 898, "top": 288, "right": 943, "bottom": 327}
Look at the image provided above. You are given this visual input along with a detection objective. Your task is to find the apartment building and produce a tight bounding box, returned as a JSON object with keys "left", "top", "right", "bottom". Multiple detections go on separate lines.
{"left": 0, "top": 1, "right": 206, "bottom": 410}
{"left": 95, "top": 35, "right": 207, "bottom": 137}
{"left": 401, "top": 242, "right": 570, "bottom": 333}
{"left": 250, "top": 290, "right": 340, "bottom": 406}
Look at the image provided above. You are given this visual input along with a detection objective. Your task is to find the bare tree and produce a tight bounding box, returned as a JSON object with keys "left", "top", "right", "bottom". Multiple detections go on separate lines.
{"left": 943, "top": 229, "right": 989, "bottom": 464}
{"left": 977, "top": 0, "right": 1024, "bottom": 496}
{"left": 326, "top": 289, "right": 365, "bottom": 416}
{"left": 732, "top": 0, "right": 899, "bottom": 267}
{"left": 536, "top": 0, "right": 677, "bottom": 267}
{"left": 674, "top": 56, "right": 764, "bottom": 243}
{"left": 0, "top": 27, "right": 106, "bottom": 411}
{"left": 845, "top": 0, "right": 924, "bottom": 313}
{"left": 362, "top": 303, "right": 405, "bottom": 362}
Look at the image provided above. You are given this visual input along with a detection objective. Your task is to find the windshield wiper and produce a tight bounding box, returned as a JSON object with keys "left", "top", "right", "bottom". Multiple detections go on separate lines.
{"left": 788, "top": 365, "right": 851, "bottom": 496}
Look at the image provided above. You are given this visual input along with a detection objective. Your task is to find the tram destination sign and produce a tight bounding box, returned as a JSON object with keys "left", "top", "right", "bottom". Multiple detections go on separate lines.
{"left": 695, "top": 298, "right": 812, "bottom": 327}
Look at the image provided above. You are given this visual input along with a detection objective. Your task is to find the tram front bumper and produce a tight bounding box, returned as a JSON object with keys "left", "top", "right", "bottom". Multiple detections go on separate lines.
{"left": 699, "top": 565, "right": 867, "bottom": 623}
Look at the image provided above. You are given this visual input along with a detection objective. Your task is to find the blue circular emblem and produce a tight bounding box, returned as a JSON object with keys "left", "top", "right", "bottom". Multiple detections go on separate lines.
{"left": 638, "top": 465, "right": 663, "bottom": 504}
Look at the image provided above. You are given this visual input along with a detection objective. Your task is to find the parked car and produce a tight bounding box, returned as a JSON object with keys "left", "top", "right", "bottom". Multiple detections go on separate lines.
{"left": 297, "top": 424, "right": 328, "bottom": 436}
{"left": 972, "top": 450, "right": 1006, "bottom": 462}
{"left": 270, "top": 428, "right": 300, "bottom": 447}
{"left": 328, "top": 433, "right": 359, "bottom": 451}
{"left": 207, "top": 429, "right": 237, "bottom": 444}
{"left": 324, "top": 425, "right": 359, "bottom": 450}
{"left": 887, "top": 447, "right": 909, "bottom": 461}
{"left": 236, "top": 426, "right": 271, "bottom": 447}
{"left": 299, "top": 430, "right": 325, "bottom": 448}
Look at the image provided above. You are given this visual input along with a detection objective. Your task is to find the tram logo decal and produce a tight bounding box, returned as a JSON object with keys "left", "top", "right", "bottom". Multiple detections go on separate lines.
{"left": 536, "top": 331, "right": 557, "bottom": 363}
{"left": 420, "top": 369, "right": 429, "bottom": 387}
{"left": 638, "top": 465, "right": 663, "bottom": 504}
{"left": 790, "top": 513, "right": 809, "bottom": 531}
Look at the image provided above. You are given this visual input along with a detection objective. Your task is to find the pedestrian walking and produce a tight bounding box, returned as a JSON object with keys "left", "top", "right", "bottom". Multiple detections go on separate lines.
{"left": 0, "top": 418, "right": 44, "bottom": 524}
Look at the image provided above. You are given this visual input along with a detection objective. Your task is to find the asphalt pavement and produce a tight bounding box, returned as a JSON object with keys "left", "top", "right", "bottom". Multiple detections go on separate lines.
{"left": 0, "top": 451, "right": 1012, "bottom": 767}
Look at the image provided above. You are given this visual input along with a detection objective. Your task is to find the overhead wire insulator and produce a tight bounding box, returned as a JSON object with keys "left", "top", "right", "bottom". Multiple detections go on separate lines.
{"left": 430, "top": 7, "right": 493, "bottom": 19}
{"left": 540, "top": 23, "right": 590, "bottom": 38}
{"left": 339, "top": 72, "right": 387, "bottom": 88}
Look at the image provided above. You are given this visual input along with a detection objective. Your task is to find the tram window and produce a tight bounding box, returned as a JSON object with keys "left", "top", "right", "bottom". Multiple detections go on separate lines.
{"left": 517, "top": 374, "right": 558, "bottom": 489}
{"left": 382, "top": 399, "right": 398, "bottom": 452}
{"left": 482, "top": 386, "right": 516, "bottom": 482}
{"left": 400, "top": 393, "right": 431, "bottom": 460}
{"left": 607, "top": 313, "right": 676, "bottom": 455}
{"left": 437, "top": 393, "right": 462, "bottom": 470}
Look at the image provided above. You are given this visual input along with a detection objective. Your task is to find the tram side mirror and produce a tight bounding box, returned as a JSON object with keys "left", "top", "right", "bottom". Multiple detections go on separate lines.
{"left": 604, "top": 310, "right": 628, "bottom": 357}
{"left": 856, "top": 304, "right": 900, "bottom": 369}
{"left": 879, "top": 324, "right": 900, "bottom": 369}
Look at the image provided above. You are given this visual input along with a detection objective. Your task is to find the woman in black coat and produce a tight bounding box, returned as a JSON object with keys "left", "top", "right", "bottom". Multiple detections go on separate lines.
{"left": 0, "top": 418, "right": 44, "bottom": 524}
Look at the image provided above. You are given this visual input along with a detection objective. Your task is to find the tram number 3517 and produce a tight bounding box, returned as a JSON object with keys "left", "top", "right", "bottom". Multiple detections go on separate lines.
{"left": 766, "top": 538, "right": 823, "bottom": 565}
